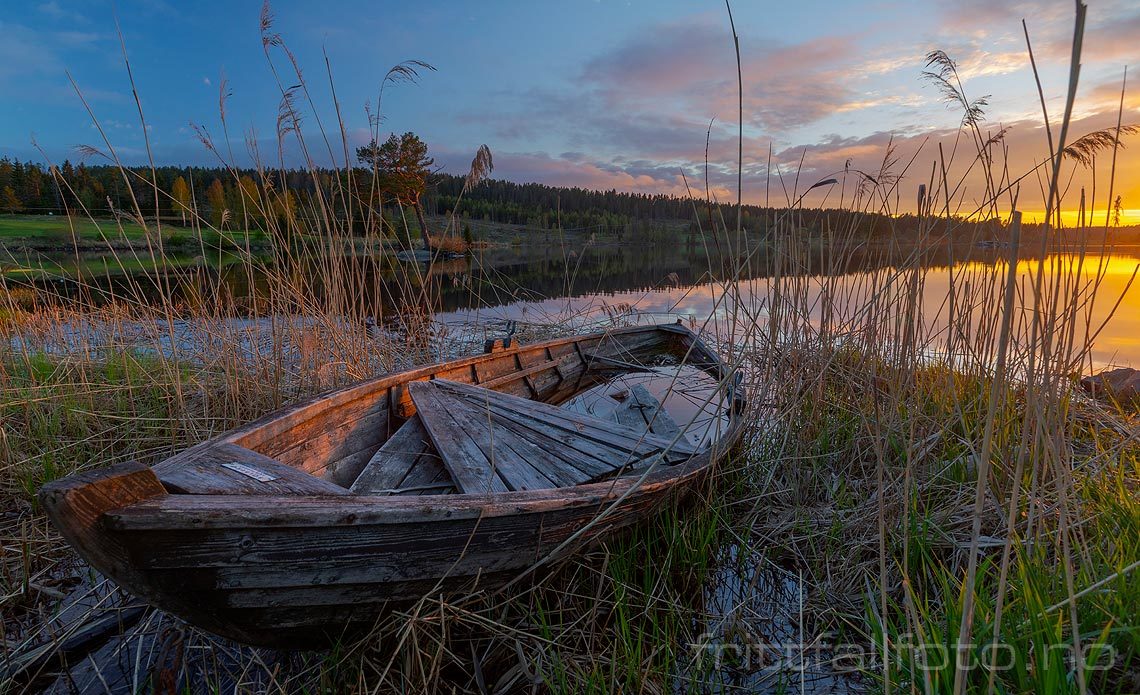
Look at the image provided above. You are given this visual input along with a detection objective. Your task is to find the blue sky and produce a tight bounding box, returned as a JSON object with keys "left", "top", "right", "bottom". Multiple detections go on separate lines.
{"left": 3, "top": 0, "right": 1139, "bottom": 215}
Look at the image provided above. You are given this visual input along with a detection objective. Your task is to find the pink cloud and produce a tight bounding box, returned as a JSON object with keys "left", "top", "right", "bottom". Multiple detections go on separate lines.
{"left": 582, "top": 19, "right": 861, "bottom": 133}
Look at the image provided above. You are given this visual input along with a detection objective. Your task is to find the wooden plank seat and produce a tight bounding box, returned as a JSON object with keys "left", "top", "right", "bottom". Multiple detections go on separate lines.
{"left": 612, "top": 383, "right": 684, "bottom": 440}
{"left": 155, "top": 443, "right": 349, "bottom": 496}
{"left": 404, "top": 379, "right": 697, "bottom": 494}
{"left": 349, "top": 415, "right": 456, "bottom": 496}
{"left": 583, "top": 352, "right": 655, "bottom": 373}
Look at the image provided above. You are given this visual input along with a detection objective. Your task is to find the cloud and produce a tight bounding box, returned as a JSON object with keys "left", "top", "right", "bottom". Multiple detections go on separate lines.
{"left": 1079, "top": 11, "right": 1140, "bottom": 64}
{"left": 485, "top": 152, "right": 700, "bottom": 197}
{"left": 458, "top": 2, "right": 1135, "bottom": 206}
{"left": 955, "top": 50, "right": 1027, "bottom": 79}
{"left": 0, "top": 24, "right": 65, "bottom": 80}
{"left": 835, "top": 94, "right": 926, "bottom": 114}
{"left": 54, "top": 31, "right": 102, "bottom": 48}
{"left": 0, "top": 23, "right": 119, "bottom": 111}
{"left": 0, "top": 23, "right": 108, "bottom": 86}
{"left": 1079, "top": 75, "right": 1140, "bottom": 113}
{"left": 770, "top": 105, "right": 1140, "bottom": 218}
{"left": 11, "top": 0, "right": 1138, "bottom": 223}
{"left": 427, "top": 145, "right": 705, "bottom": 199}
{"left": 934, "top": 0, "right": 1040, "bottom": 36}
{"left": 582, "top": 20, "right": 728, "bottom": 98}
{"left": 582, "top": 19, "right": 861, "bottom": 133}
{"left": 38, "top": 1, "right": 88, "bottom": 23}
{"left": 454, "top": 15, "right": 895, "bottom": 186}
{"left": 444, "top": 107, "right": 1139, "bottom": 218}
{"left": 937, "top": 1, "right": 1140, "bottom": 68}
{"left": 445, "top": 16, "right": 947, "bottom": 205}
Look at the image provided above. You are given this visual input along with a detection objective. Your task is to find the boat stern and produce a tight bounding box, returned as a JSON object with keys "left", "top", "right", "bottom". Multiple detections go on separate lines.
{"left": 38, "top": 461, "right": 168, "bottom": 592}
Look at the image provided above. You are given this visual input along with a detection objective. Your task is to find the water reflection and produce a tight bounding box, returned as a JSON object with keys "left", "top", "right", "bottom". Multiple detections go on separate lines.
{"left": 681, "top": 546, "right": 866, "bottom": 692}
{"left": 437, "top": 248, "right": 1140, "bottom": 371}
{"left": 7, "top": 242, "right": 1139, "bottom": 369}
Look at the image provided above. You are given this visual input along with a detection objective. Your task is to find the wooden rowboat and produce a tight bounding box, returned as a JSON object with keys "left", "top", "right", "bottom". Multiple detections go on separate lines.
{"left": 39, "top": 322, "right": 746, "bottom": 648}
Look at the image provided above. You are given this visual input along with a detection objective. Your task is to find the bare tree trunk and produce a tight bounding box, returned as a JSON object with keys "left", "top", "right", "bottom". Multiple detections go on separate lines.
{"left": 413, "top": 199, "right": 469, "bottom": 255}
{"left": 413, "top": 201, "right": 433, "bottom": 252}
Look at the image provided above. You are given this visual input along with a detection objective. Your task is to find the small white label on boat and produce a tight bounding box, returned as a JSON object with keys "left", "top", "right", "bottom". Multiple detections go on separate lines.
{"left": 221, "top": 462, "right": 277, "bottom": 482}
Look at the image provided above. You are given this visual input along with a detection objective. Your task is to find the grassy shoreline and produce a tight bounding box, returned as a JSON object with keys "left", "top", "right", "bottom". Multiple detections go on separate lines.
{"left": 2, "top": 330, "right": 1136, "bottom": 691}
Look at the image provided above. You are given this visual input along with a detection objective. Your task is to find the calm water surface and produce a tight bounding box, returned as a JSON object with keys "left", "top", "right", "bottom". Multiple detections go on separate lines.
{"left": 8, "top": 241, "right": 1140, "bottom": 369}
{"left": 436, "top": 245, "right": 1140, "bottom": 371}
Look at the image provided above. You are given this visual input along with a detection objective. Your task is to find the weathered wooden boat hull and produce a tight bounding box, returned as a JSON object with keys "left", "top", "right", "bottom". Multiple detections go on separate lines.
{"left": 40, "top": 324, "right": 745, "bottom": 648}
{"left": 44, "top": 455, "right": 721, "bottom": 647}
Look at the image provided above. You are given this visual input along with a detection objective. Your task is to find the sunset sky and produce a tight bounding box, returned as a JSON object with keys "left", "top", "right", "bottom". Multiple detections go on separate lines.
{"left": 3, "top": 0, "right": 1138, "bottom": 223}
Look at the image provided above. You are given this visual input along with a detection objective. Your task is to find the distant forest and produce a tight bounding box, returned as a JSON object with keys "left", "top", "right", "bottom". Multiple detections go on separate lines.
{"left": 2, "top": 157, "right": 1138, "bottom": 242}
{"left": 0, "top": 158, "right": 694, "bottom": 234}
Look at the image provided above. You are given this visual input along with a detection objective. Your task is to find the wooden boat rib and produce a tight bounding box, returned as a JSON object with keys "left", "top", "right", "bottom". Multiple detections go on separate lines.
{"left": 39, "top": 322, "right": 747, "bottom": 647}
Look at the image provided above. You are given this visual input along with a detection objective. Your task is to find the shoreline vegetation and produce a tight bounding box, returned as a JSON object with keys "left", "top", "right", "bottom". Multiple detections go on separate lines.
{"left": 5, "top": 165, "right": 1140, "bottom": 255}
{"left": 2, "top": 3, "right": 1139, "bottom": 694}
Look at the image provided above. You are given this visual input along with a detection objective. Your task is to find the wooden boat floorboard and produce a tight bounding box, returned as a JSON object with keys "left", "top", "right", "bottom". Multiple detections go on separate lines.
{"left": 409, "top": 381, "right": 588, "bottom": 492}
{"left": 485, "top": 413, "right": 620, "bottom": 481}
{"left": 433, "top": 379, "right": 697, "bottom": 457}
{"left": 407, "top": 379, "right": 697, "bottom": 493}
{"left": 349, "top": 415, "right": 454, "bottom": 495}
{"left": 407, "top": 381, "right": 510, "bottom": 493}
{"left": 394, "top": 450, "right": 456, "bottom": 496}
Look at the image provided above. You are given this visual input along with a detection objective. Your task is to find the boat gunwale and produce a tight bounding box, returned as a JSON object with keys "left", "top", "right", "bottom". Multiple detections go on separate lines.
{"left": 102, "top": 430, "right": 743, "bottom": 531}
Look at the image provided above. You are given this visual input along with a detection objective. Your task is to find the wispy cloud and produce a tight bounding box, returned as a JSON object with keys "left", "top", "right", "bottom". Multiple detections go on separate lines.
{"left": 582, "top": 19, "right": 861, "bottom": 133}
{"left": 956, "top": 50, "right": 1027, "bottom": 79}
{"left": 0, "top": 23, "right": 107, "bottom": 82}
{"left": 37, "top": 1, "right": 88, "bottom": 23}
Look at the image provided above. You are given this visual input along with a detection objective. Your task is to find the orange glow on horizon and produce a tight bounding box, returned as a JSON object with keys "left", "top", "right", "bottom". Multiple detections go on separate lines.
{"left": 1018, "top": 209, "right": 1140, "bottom": 228}
{"left": 955, "top": 254, "right": 1140, "bottom": 277}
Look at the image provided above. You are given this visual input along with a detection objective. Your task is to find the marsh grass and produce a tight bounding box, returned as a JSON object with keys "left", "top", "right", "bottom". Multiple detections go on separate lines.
{"left": 2, "top": 1, "right": 1140, "bottom": 692}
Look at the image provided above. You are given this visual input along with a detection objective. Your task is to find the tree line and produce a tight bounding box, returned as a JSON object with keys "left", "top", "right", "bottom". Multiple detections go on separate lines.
{"left": 4, "top": 152, "right": 1123, "bottom": 243}
{"left": 0, "top": 155, "right": 827, "bottom": 234}
{"left": 0, "top": 153, "right": 702, "bottom": 238}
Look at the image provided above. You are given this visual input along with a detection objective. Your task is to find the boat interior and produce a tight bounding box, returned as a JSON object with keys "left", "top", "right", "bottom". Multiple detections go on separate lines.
{"left": 150, "top": 325, "right": 738, "bottom": 498}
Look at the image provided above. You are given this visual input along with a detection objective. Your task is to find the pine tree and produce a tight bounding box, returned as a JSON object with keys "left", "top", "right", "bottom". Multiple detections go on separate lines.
{"left": 0, "top": 158, "right": 13, "bottom": 193}
{"left": 357, "top": 132, "right": 434, "bottom": 250}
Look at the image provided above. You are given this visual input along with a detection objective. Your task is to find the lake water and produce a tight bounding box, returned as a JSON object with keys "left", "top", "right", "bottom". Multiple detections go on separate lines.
{"left": 433, "top": 243, "right": 1140, "bottom": 371}
{"left": 6, "top": 240, "right": 1140, "bottom": 370}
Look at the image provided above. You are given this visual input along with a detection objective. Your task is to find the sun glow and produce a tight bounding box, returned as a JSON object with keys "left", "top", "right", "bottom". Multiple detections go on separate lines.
{"left": 1017, "top": 209, "right": 1140, "bottom": 228}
